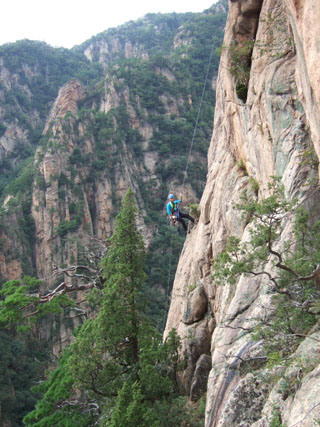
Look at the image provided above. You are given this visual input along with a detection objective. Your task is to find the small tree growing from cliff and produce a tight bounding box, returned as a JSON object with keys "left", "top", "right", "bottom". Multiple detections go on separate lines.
{"left": 213, "top": 178, "right": 320, "bottom": 361}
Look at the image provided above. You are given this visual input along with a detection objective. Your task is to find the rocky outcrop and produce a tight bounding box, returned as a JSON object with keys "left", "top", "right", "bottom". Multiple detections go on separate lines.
{"left": 31, "top": 78, "right": 152, "bottom": 352}
{"left": 0, "top": 55, "right": 44, "bottom": 163}
{"left": 165, "top": 0, "right": 320, "bottom": 424}
{"left": 84, "top": 38, "right": 149, "bottom": 69}
{"left": 29, "top": 54, "right": 204, "bottom": 351}
{"left": 33, "top": 79, "right": 147, "bottom": 282}
{"left": 43, "top": 79, "right": 84, "bottom": 133}
{"left": 286, "top": 0, "right": 320, "bottom": 169}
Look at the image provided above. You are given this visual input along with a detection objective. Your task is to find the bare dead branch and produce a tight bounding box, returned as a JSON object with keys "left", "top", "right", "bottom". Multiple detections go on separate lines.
{"left": 277, "top": 332, "right": 320, "bottom": 343}
{"left": 290, "top": 402, "right": 320, "bottom": 427}
{"left": 221, "top": 323, "right": 254, "bottom": 332}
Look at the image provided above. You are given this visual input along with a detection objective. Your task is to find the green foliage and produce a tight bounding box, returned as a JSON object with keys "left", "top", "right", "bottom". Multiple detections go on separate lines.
{"left": 299, "top": 145, "right": 319, "bottom": 169}
{"left": 270, "top": 406, "right": 284, "bottom": 427}
{"left": 23, "top": 350, "right": 94, "bottom": 427}
{"left": 225, "top": 40, "right": 255, "bottom": 102}
{"left": 78, "top": 12, "right": 194, "bottom": 59}
{"left": 56, "top": 218, "right": 82, "bottom": 237}
{"left": 0, "top": 39, "right": 102, "bottom": 120}
{"left": 108, "top": 381, "right": 146, "bottom": 427}
{"left": 1, "top": 157, "right": 35, "bottom": 201}
{"left": 0, "top": 276, "right": 73, "bottom": 331}
{"left": 214, "top": 177, "right": 320, "bottom": 363}
{"left": 109, "top": 388, "right": 206, "bottom": 427}
{"left": 0, "top": 158, "right": 37, "bottom": 277}
{"left": 228, "top": 40, "right": 255, "bottom": 84}
{"left": 236, "top": 84, "right": 248, "bottom": 103}
{"left": 0, "top": 38, "right": 102, "bottom": 222}
{"left": 144, "top": 216, "right": 185, "bottom": 329}
{"left": 237, "top": 159, "right": 248, "bottom": 175}
{"left": 0, "top": 331, "right": 47, "bottom": 427}
{"left": 249, "top": 176, "right": 259, "bottom": 195}
{"left": 189, "top": 203, "right": 200, "bottom": 219}
{"left": 68, "top": 190, "right": 177, "bottom": 402}
{"left": 0, "top": 277, "right": 40, "bottom": 328}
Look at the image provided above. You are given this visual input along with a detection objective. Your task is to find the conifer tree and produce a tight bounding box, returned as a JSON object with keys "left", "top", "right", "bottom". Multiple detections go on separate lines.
{"left": 68, "top": 189, "right": 183, "bottom": 422}
{"left": 68, "top": 188, "right": 147, "bottom": 396}
{"left": 213, "top": 178, "right": 320, "bottom": 362}
{"left": 25, "top": 189, "right": 190, "bottom": 426}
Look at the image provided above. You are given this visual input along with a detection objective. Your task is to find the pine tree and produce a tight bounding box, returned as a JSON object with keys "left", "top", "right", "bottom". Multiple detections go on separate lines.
{"left": 24, "top": 189, "right": 196, "bottom": 426}
{"left": 213, "top": 178, "right": 320, "bottom": 363}
{"left": 68, "top": 189, "right": 186, "bottom": 424}
{"left": 68, "top": 188, "right": 146, "bottom": 396}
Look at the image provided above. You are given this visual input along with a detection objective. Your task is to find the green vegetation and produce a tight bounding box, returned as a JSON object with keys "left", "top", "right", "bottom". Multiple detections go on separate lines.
{"left": 237, "top": 159, "right": 248, "bottom": 176}
{"left": 227, "top": 40, "right": 255, "bottom": 102}
{"left": 189, "top": 203, "right": 200, "bottom": 219}
{"left": 0, "top": 331, "right": 48, "bottom": 427}
{"left": 23, "top": 190, "right": 205, "bottom": 426}
{"left": 144, "top": 217, "right": 185, "bottom": 328}
{"left": 56, "top": 218, "right": 82, "bottom": 237}
{"left": 270, "top": 406, "right": 284, "bottom": 427}
{"left": 0, "top": 276, "right": 73, "bottom": 332}
{"left": 23, "top": 350, "right": 95, "bottom": 427}
{"left": 0, "top": 157, "right": 35, "bottom": 202}
{"left": 0, "top": 39, "right": 102, "bottom": 206}
{"left": 79, "top": 13, "right": 194, "bottom": 59}
{"left": 214, "top": 178, "right": 320, "bottom": 366}
{"left": 0, "top": 39, "right": 102, "bottom": 120}
{"left": 248, "top": 176, "right": 259, "bottom": 195}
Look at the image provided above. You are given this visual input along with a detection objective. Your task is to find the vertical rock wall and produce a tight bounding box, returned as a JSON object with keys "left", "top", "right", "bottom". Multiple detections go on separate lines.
{"left": 164, "top": 0, "right": 320, "bottom": 425}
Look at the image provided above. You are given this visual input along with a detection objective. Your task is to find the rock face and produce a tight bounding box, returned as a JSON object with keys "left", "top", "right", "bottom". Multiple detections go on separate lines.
{"left": 43, "top": 79, "right": 84, "bottom": 133}
{"left": 31, "top": 74, "right": 196, "bottom": 284}
{"left": 164, "top": 0, "right": 320, "bottom": 425}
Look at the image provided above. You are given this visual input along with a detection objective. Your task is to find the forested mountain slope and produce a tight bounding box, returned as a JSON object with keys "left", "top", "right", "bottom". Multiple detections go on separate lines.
{"left": 0, "top": 2, "right": 228, "bottom": 425}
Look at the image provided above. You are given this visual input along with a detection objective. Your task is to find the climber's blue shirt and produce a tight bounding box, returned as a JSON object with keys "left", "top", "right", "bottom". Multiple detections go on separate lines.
{"left": 167, "top": 200, "right": 181, "bottom": 215}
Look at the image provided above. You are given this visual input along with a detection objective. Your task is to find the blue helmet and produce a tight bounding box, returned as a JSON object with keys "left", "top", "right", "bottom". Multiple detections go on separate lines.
{"left": 168, "top": 194, "right": 175, "bottom": 199}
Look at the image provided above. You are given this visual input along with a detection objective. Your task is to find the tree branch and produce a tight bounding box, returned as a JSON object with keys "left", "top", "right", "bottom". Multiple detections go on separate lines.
{"left": 290, "top": 402, "right": 320, "bottom": 427}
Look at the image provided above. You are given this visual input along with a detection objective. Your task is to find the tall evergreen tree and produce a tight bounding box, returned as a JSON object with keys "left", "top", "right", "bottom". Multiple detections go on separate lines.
{"left": 68, "top": 189, "right": 182, "bottom": 424}
{"left": 68, "top": 188, "right": 147, "bottom": 396}
{"left": 24, "top": 189, "right": 190, "bottom": 426}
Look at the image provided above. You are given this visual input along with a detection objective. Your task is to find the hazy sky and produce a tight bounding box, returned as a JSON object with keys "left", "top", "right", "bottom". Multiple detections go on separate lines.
{"left": 1, "top": 0, "right": 217, "bottom": 49}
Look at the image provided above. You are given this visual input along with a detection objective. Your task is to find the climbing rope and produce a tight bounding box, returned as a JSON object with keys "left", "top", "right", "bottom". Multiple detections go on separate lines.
{"left": 162, "top": 39, "right": 216, "bottom": 333}
{"left": 181, "top": 39, "right": 216, "bottom": 192}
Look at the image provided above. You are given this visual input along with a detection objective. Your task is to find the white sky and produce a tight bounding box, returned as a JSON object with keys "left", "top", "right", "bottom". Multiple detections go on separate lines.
{"left": 1, "top": 0, "right": 217, "bottom": 49}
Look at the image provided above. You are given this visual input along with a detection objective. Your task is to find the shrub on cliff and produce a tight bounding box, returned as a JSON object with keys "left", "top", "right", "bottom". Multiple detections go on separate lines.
{"left": 213, "top": 178, "right": 320, "bottom": 363}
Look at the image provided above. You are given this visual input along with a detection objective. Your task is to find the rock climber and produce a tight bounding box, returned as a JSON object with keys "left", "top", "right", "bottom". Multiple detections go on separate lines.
{"left": 167, "top": 193, "right": 194, "bottom": 232}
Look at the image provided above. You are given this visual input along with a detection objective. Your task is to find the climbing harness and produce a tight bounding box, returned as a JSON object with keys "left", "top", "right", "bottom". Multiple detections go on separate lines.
{"left": 169, "top": 204, "right": 180, "bottom": 227}
{"left": 162, "top": 39, "right": 216, "bottom": 333}
{"left": 170, "top": 214, "right": 178, "bottom": 226}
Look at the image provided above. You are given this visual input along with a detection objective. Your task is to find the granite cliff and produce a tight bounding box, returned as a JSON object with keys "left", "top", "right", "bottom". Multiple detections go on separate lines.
{"left": 165, "top": 0, "right": 320, "bottom": 425}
